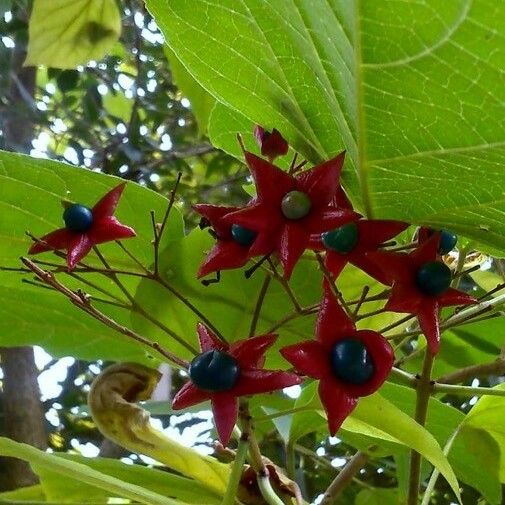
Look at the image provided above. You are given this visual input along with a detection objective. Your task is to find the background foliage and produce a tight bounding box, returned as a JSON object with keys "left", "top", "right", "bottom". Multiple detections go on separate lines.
{"left": 0, "top": 1, "right": 504, "bottom": 504}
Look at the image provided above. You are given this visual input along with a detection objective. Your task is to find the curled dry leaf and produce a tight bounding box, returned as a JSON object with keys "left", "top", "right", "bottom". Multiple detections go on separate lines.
{"left": 88, "top": 362, "right": 230, "bottom": 496}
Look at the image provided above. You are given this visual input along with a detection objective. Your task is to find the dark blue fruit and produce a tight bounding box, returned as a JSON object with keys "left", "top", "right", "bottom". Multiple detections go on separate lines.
{"left": 231, "top": 224, "right": 257, "bottom": 247}
{"left": 321, "top": 222, "right": 359, "bottom": 254}
{"left": 63, "top": 204, "right": 93, "bottom": 232}
{"left": 438, "top": 230, "right": 458, "bottom": 255}
{"left": 330, "top": 338, "right": 374, "bottom": 385}
{"left": 425, "top": 228, "right": 458, "bottom": 255}
{"left": 415, "top": 261, "right": 451, "bottom": 296}
{"left": 189, "top": 350, "right": 240, "bottom": 392}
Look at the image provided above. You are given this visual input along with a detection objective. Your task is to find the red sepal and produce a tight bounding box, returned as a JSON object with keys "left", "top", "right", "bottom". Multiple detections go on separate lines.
{"left": 28, "top": 183, "right": 135, "bottom": 270}
{"left": 366, "top": 235, "right": 477, "bottom": 355}
{"left": 280, "top": 288, "right": 394, "bottom": 435}
{"left": 312, "top": 218, "right": 409, "bottom": 283}
{"left": 172, "top": 324, "right": 301, "bottom": 446}
{"left": 193, "top": 202, "right": 270, "bottom": 278}
{"left": 223, "top": 150, "right": 355, "bottom": 278}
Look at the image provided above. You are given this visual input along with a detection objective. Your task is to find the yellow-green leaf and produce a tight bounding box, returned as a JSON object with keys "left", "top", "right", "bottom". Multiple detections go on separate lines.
{"left": 0, "top": 437, "right": 180, "bottom": 505}
{"left": 26, "top": 0, "right": 121, "bottom": 69}
{"left": 464, "top": 383, "right": 505, "bottom": 482}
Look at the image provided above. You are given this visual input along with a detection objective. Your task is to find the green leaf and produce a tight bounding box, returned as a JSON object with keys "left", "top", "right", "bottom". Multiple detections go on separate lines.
{"left": 0, "top": 484, "right": 46, "bottom": 502}
{"left": 404, "top": 316, "right": 505, "bottom": 379}
{"left": 355, "top": 488, "right": 398, "bottom": 505}
{"left": 164, "top": 46, "right": 216, "bottom": 136}
{"left": 290, "top": 382, "right": 461, "bottom": 501}
{"left": 463, "top": 383, "right": 505, "bottom": 482}
{"left": 34, "top": 454, "right": 221, "bottom": 504}
{"left": 0, "top": 151, "right": 183, "bottom": 363}
{"left": 451, "top": 427, "right": 502, "bottom": 504}
{"left": 381, "top": 383, "right": 502, "bottom": 503}
{"left": 26, "top": 0, "right": 121, "bottom": 69}
{"left": 0, "top": 437, "right": 180, "bottom": 505}
{"left": 147, "top": 0, "right": 505, "bottom": 253}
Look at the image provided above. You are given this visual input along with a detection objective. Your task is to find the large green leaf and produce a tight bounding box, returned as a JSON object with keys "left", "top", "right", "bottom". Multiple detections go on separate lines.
{"left": 0, "top": 151, "right": 183, "bottom": 363}
{"left": 147, "top": 0, "right": 505, "bottom": 254}
{"left": 164, "top": 46, "right": 216, "bottom": 136}
{"left": 26, "top": 0, "right": 121, "bottom": 69}
{"left": 0, "top": 438, "right": 181, "bottom": 505}
{"left": 289, "top": 382, "right": 461, "bottom": 501}
{"left": 34, "top": 454, "right": 221, "bottom": 504}
{"left": 403, "top": 316, "right": 505, "bottom": 379}
{"left": 463, "top": 383, "right": 505, "bottom": 482}
{"left": 381, "top": 383, "right": 502, "bottom": 503}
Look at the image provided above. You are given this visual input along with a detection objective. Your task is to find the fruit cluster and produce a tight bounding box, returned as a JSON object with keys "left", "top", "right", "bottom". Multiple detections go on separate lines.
{"left": 28, "top": 127, "right": 476, "bottom": 445}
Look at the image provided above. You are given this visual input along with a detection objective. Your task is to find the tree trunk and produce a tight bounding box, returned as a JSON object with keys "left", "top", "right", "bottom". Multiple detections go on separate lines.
{"left": 0, "top": 3, "right": 47, "bottom": 491}
{"left": 0, "top": 348, "right": 47, "bottom": 490}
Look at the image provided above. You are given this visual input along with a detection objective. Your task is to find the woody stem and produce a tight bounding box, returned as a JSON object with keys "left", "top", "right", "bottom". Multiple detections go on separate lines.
{"left": 407, "top": 350, "right": 434, "bottom": 505}
{"left": 239, "top": 401, "right": 285, "bottom": 505}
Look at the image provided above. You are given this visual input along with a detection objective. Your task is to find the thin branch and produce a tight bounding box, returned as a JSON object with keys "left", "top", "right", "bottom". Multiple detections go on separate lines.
{"left": 239, "top": 401, "right": 285, "bottom": 505}
{"left": 92, "top": 246, "right": 196, "bottom": 354}
{"left": 220, "top": 434, "right": 249, "bottom": 505}
{"left": 249, "top": 274, "right": 271, "bottom": 337}
{"left": 352, "top": 285, "right": 370, "bottom": 318}
{"left": 433, "top": 383, "right": 505, "bottom": 397}
{"left": 152, "top": 172, "right": 182, "bottom": 275}
{"left": 437, "top": 358, "right": 505, "bottom": 384}
{"left": 407, "top": 351, "right": 434, "bottom": 505}
{"left": 266, "top": 257, "right": 302, "bottom": 312}
{"left": 266, "top": 303, "right": 319, "bottom": 334}
{"left": 153, "top": 274, "right": 227, "bottom": 343}
{"left": 315, "top": 252, "right": 352, "bottom": 317}
{"left": 115, "top": 240, "right": 150, "bottom": 273}
{"left": 320, "top": 452, "right": 369, "bottom": 505}
{"left": 20, "top": 258, "right": 188, "bottom": 369}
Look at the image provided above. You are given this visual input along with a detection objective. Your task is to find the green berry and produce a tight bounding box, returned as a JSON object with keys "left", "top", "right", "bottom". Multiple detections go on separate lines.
{"left": 321, "top": 222, "right": 359, "bottom": 254}
{"left": 189, "top": 350, "right": 240, "bottom": 392}
{"left": 330, "top": 338, "right": 374, "bottom": 385}
{"left": 415, "top": 261, "right": 452, "bottom": 296}
{"left": 281, "top": 191, "right": 311, "bottom": 220}
{"left": 63, "top": 204, "right": 93, "bottom": 232}
{"left": 231, "top": 224, "right": 257, "bottom": 247}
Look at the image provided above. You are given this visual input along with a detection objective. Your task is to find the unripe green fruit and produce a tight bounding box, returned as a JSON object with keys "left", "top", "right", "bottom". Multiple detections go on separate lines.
{"left": 321, "top": 222, "right": 359, "bottom": 254}
{"left": 281, "top": 191, "right": 311, "bottom": 220}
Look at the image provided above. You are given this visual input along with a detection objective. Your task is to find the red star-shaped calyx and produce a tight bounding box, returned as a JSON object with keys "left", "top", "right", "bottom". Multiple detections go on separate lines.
{"left": 280, "top": 284, "right": 394, "bottom": 435}
{"left": 29, "top": 183, "right": 135, "bottom": 270}
{"left": 172, "top": 323, "right": 301, "bottom": 446}
{"left": 193, "top": 204, "right": 270, "bottom": 278}
{"left": 311, "top": 218, "right": 409, "bottom": 283}
{"left": 366, "top": 234, "right": 476, "bottom": 354}
{"left": 254, "top": 125, "right": 289, "bottom": 161}
{"left": 223, "top": 151, "right": 359, "bottom": 279}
